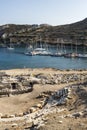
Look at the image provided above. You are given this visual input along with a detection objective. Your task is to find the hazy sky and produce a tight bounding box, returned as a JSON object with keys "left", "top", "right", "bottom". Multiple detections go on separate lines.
{"left": 0, "top": 0, "right": 87, "bottom": 25}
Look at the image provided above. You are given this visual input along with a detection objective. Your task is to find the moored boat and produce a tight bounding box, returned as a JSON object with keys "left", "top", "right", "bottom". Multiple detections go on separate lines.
{"left": 31, "top": 48, "right": 51, "bottom": 56}
{"left": 64, "top": 53, "right": 78, "bottom": 58}
{"left": 78, "top": 54, "right": 87, "bottom": 58}
{"left": 7, "top": 43, "right": 14, "bottom": 50}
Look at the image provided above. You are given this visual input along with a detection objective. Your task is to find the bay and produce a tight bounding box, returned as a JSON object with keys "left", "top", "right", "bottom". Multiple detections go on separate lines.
{"left": 0, "top": 46, "right": 87, "bottom": 70}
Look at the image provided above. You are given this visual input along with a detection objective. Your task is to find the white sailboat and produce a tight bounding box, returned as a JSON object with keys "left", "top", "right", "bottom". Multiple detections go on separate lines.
{"left": 24, "top": 45, "right": 33, "bottom": 56}
{"left": 51, "top": 38, "right": 66, "bottom": 57}
{"left": 64, "top": 40, "right": 78, "bottom": 58}
{"left": 78, "top": 45, "right": 87, "bottom": 58}
{"left": 7, "top": 43, "right": 14, "bottom": 50}
{"left": 78, "top": 53, "right": 87, "bottom": 58}
{"left": 31, "top": 38, "right": 51, "bottom": 56}
{"left": 31, "top": 46, "right": 51, "bottom": 56}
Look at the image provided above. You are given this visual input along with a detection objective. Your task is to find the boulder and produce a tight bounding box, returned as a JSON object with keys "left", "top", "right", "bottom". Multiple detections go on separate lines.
{"left": 30, "top": 107, "right": 37, "bottom": 113}
{"left": 36, "top": 104, "right": 42, "bottom": 109}
{"left": 72, "top": 112, "right": 83, "bottom": 118}
{"left": 12, "top": 123, "right": 18, "bottom": 127}
{"left": 9, "top": 115, "right": 15, "bottom": 118}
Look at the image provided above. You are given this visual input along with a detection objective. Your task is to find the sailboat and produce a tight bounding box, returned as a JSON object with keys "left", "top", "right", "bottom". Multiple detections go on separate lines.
{"left": 78, "top": 45, "right": 87, "bottom": 58}
{"left": 78, "top": 53, "right": 87, "bottom": 58}
{"left": 51, "top": 38, "right": 66, "bottom": 57}
{"left": 31, "top": 38, "right": 51, "bottom": 56}
{"left": 7, "top": 43, "right": 14, "bottom": 50}
{"left": 24, "top": 44, "right": 33, "bottom": 56}
{"left": 64, "top": 40, "right": 78, "bottom": 58}
{"left": 32, "top": 45, "right": 51, "bottom": 56}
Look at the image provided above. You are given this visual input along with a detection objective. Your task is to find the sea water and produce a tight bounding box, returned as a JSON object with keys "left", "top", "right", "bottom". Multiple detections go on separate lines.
{"left": 0, "top": 46, "right": 87, "bottom": 70}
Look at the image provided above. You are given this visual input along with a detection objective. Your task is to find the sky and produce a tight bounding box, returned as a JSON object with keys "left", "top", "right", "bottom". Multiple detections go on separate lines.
{"left": 0, "top": 0, "right": 87, "bottom": 26}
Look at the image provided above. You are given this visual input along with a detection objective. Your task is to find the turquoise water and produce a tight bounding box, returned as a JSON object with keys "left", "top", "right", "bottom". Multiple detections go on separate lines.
{"left": 0, "top": 47, "right": 87, "bottom": 70}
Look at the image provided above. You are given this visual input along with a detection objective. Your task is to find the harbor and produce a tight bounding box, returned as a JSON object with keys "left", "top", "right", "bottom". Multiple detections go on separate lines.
{"left": 0, "top": 44, "right": 87, "bottom": 70}
{"left": 0, "top": 0, "right": 87, "bottom": 129}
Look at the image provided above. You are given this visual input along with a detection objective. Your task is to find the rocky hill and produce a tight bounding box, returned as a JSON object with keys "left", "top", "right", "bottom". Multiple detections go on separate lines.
{"left": 0, "top": 18, "right": 87, "bottom": 46}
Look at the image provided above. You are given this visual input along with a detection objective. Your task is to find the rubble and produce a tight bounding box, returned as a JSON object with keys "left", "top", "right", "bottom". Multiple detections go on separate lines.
{"left": 0, "top": 86, "right": 72, "bottom": 129}
{"left": 0, "top": 71, "right": 87, "bottom": 97}
{"left": 0, "top": 70, "right": 87, "bottom": 129}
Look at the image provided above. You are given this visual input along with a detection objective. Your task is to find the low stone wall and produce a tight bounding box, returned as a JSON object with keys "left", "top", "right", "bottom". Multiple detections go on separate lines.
{"left": 0, "top": 87, "right": 33, "bottom": 97}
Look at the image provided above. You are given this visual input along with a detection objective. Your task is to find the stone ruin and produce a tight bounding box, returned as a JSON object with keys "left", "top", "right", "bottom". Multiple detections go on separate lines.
{"left": 35, "top": 73, "right": 87, "bottom": 84}
{"left": 0, "top": 72, "right": 35, "bottom": 97}
{"left": 0, "top": 83, "right": 87, "bottom": 130}
{"left": 0, "top": 71, "right": 87, "bottom": 97}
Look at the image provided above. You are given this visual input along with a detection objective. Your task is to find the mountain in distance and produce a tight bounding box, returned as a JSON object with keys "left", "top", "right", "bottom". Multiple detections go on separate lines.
{"left": 0, "top": 18, "right": 87, "bottom": 46}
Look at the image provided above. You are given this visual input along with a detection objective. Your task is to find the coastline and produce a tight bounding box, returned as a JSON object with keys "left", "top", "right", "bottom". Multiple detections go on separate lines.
{"left": 0, "top": 68, "right": 87, "bottom": 76}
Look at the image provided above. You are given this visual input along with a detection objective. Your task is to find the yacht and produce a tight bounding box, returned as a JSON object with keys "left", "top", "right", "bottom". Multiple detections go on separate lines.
{"left": 64, "top": 41, "right": 78, "bottom": 58}
{"left": 64, "top": 53, "right": 78, "bottom": 58}
{"left": 7, "top": 43, "right": 14, "bottom": 50}
{"left": 51, "top": 39, "right": 66, "bottom": 57}
{"left": 24, "top": 45, "right": 33, "bottom": 56}
{"left": 78, "top": 45, "right": 87, "bottom": 58}
{"left": 78, "top": 53, "right": 87, "bottom": 58}
{"left": 31, "top": 48, "right": 51, "bottom": 56}
{"left": 7, "top": 47, "right": 14, "bottom": 50}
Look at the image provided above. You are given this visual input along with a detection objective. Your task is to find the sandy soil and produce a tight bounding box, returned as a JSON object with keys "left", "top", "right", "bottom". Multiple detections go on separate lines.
{"left": 0, "top": 68, "right": 87, "bottom": 130}
{"left": 0, "top": 68, "right": 87, "bottom": 114}
{"left": 0, "top": 83, "right": 74, "bottom": 115}
{"left": 1, "top": 68, "right": 87, "bottom": 76}
{"left": 39, "top": 112, "right": 87, "bottom": 130}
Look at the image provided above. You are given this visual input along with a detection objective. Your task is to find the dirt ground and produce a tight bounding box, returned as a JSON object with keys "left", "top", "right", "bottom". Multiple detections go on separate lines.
{"left": 0, "top": 68, "right": 87, "bottom": 130}
{"left": 1, "top": 68, "right": 86, "bottom": 115}
{"left": 0, "top": 83, "right": 73, "bottom": 115}
{"left": 1, "top": 68, "right": 87, "bottom": 76}
{"left": 39, "top": 113, "right": 87, "bottom": 130}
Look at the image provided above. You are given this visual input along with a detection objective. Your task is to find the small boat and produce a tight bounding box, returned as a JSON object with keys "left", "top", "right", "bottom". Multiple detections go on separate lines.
{"left": 7, "top": 47, "right": 14, "bottom": 50}
{"left": 24, "top": 45, "right": 34, "bottom": 56}
{"left": 51, "top": 52, "right": 63, "bottom": 57}
{"left": 51, "top": 38, "right": 66, "bottom": 57}
{"left": 32, "top": 36, "right": 51, "bottom": 56}
{"left": 25, "top": 51, "right": 33, "bottom": 56}
{"left": 78, "top": 45, "right": 87, "bottom": 58}
{"left": 78, "top": 54, "right": 87, "bottom": 58}
{"left": 64, "top": 40, "right": 79, "bottom": 58}
{"left": 7, "top": 43, "right": 14, "bottom": 50}
{"left": 64, "top": 53, "right": 78, "bottom": 58}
